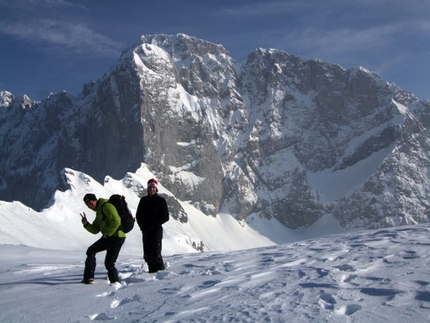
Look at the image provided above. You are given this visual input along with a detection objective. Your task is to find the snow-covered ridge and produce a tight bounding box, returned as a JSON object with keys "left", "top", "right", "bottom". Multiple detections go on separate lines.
{"left": 0, "top": 165, "right": 344, "bottom": 255}
{"left": 0, "top": 90, "right": 13, "bottom": 107}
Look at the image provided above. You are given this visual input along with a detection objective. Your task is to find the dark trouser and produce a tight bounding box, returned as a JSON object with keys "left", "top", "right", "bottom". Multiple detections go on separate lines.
{"left": 142, "top": 226, "right": 165, "bottom": 273}
{"left": 83, "top": 236, "right": 125, "bottom": 282}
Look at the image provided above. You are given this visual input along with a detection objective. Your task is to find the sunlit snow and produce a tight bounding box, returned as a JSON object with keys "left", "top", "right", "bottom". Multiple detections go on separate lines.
{"left": 1, "top": 165, "right": 429, "bottom": 322}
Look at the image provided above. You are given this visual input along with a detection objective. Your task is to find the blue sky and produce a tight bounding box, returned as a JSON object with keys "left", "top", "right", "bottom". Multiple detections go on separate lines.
{"left": 0, "top": 0, "right": 429, "bottom": 101}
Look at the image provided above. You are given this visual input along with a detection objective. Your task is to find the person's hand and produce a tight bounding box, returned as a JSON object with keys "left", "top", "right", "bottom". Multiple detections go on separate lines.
{"left": 80, "top": 212, "right": 89, "bottom": 226}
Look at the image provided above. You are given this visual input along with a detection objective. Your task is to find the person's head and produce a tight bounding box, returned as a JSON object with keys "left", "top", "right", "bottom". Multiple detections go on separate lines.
{"left": 83, "top": 193, "right": 97, "bottom": 210}
{"left": 147, "top": 178, "right": 158, "bottom": 196}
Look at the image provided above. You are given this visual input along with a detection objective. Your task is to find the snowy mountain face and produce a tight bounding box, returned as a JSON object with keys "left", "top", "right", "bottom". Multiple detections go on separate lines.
{"left": 1, "top": 33, "right": 430, "bottom": 231}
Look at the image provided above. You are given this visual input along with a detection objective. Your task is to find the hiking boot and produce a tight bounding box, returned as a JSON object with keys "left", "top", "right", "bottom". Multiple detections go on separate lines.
{"left": 81, "top": 278, "right": 95, "bottom": 284}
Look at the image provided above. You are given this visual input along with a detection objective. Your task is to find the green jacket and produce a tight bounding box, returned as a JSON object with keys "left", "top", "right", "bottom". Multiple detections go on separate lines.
{"left": 84, "top": 198, "right": 126, "bottom": 238}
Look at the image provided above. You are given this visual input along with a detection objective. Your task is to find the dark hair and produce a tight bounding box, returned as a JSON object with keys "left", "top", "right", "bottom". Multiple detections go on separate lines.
{"left": 83, "top": 193, "right": 97, "bottom": 203}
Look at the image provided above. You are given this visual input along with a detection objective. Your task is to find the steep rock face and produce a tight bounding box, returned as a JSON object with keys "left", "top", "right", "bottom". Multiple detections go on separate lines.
{"left": 130, "top": 34, "right": 231, "bottom": 214}
{"left": 1, "top": 33, "right": 430, "bottom": 231}
{"left": 333, "top": 98, "right": 430, "bottom": 229}
{"left": 0, "top": 51, "right": 144, "bottom": 209}
{"left": 75, "top": 50, "right": 144, "bottom": 184}
{"left": 230, "top": 50, "right": 403, "bottom": 228}
{"left": 0, "top": 91, "right": 76, "bottom": 208}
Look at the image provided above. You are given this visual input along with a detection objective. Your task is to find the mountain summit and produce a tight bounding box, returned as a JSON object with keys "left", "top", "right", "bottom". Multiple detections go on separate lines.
{"left": 1, "top": 33, "right": 429, "bottom": 230}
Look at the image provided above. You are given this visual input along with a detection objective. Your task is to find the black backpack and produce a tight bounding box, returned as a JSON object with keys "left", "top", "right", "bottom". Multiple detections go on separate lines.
{"left": 103, "top": 194, "right": 135, "bottom": 233}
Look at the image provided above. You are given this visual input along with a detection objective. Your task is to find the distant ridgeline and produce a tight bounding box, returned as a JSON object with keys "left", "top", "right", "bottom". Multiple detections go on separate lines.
{"left": 1, "top": 33, "right": 430, "bottom": 230}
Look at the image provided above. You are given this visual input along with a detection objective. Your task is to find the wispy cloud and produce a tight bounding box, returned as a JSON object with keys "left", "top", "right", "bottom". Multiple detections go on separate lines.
{"left": 0, "top": 0, "right": 120, "bottom": 58}
{"left": 292, "top": 25, "right": 399, "bottom": 58}
{"left": 220, "top": 0, "right": 430, "bottom": 20}
{"left": 0, "top": 0, "right": 86, "bottom": 10}
{"left": 220, "top": 1, "right": 306, "bottom": 16}
{"left": 293, "top": 18, "right": 429, "bottom": 60}
{"left": 217, "top": 0, "right": 430, "bottom": 69}
{"left": 0, "top": 19, "right": 122, "bottom": 58}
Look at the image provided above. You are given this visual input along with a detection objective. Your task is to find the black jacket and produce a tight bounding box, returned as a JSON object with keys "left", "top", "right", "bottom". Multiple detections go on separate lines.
{"left": 136, "top": 193, "right": 169, "bottom": 231}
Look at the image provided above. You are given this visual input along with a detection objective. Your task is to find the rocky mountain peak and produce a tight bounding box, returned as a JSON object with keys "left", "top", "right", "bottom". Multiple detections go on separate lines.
{"left": 1, "top": 34, "right": 429, "bottom": 231}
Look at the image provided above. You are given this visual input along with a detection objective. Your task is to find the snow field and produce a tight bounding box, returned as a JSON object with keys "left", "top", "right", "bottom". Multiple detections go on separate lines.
{"left": 1, "top": 225, "right": 430, "bottom": 322}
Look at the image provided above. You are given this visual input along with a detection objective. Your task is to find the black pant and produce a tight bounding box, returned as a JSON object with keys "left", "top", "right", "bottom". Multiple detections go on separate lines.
{"left": 142, "top": 226, "right": 165, "bottom": 273}
{"left": 84, "top": 236, "right": 125, "bottom": 282}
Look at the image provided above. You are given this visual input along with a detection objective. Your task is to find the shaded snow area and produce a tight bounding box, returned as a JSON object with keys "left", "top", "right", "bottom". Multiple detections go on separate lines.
{"left": 2, "top": 225, "right": 430, "bottom": 322}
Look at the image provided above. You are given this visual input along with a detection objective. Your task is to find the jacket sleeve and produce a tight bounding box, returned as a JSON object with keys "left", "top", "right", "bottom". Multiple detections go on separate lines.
{"left": 159, "top": 197, "right": 169, "bottom": 224}
{"left": 135, "top": 198, "right": 144, "bottom": 230}
{"left": 102, "top": 203, "right": 121, "bottom": 237}
{"left": 85, "top": 219, "right": 101, "bottom": 235}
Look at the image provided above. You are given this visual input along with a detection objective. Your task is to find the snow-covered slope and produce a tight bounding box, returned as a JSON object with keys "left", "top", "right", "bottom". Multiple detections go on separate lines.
{"left": 1, "top": 126, "right": 429, "bottom": 322}
{"left": 1, "top": 223, "right": 429, "bottom": 322}
{"left": 0, "top": 164, "right": 343, "bottom": 254}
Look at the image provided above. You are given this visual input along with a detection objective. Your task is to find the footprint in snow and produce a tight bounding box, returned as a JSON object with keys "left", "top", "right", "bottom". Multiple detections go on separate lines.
{"left": 89, "top": 312, "right": 115, "bottom": 320}
{"left": 316, "top": 268, "right": 329, "bottom": 278}
{"left": 415, "top": 291, "right": 430, "bottom": 302}
{"left": 336, "top": 304, "right": 362, "bottom": 316}
{"left": 110, "top": 295, "right": 140, "bottom": 308}
{"left": 96, "top": 291, "right": 115, "bottom": 298}
{"left": 342, "top": 274, "right": 358, "bottom": 283}
{"left": 414, "top": 280, "right": 430, "bottom": 287}
{"left": 200, "top": 279, "right": 221, "bottom": 288}
{"left": 400, "top": 250, "right": 419, "bottom": 259}
{"left": 335, "top": 264, "right": 355, "bottom": 271}
{"left": 159, "top": 286, "right": 181, "bottom": 294}
{"left": 110, "top": 299, "right": 120, "bottom": 308}
{"left": 318, "top": 292, "right": 336, "bottom": 310}
{"left": 360, "top": 287, "right": 401, "bottom": 297}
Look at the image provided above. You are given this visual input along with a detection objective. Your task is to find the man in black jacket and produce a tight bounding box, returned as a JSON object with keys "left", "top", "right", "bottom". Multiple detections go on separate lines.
{"left": 136, "top": 178, "right": 169, "bottom": 273}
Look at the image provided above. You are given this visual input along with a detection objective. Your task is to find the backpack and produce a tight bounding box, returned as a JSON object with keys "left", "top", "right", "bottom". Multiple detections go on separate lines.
{"left": 103, "top": 194, "right": 135, "bottom": 233}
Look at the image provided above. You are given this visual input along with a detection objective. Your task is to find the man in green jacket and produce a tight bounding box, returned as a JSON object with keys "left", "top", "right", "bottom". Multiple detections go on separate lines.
{"left": 80, "top": 193, "right": 126, "bottom": 284}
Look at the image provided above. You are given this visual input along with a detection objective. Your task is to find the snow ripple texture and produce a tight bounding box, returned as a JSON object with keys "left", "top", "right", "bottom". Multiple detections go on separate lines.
{"left": 1, "top": 225, "right": 430, "bottom": 322}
